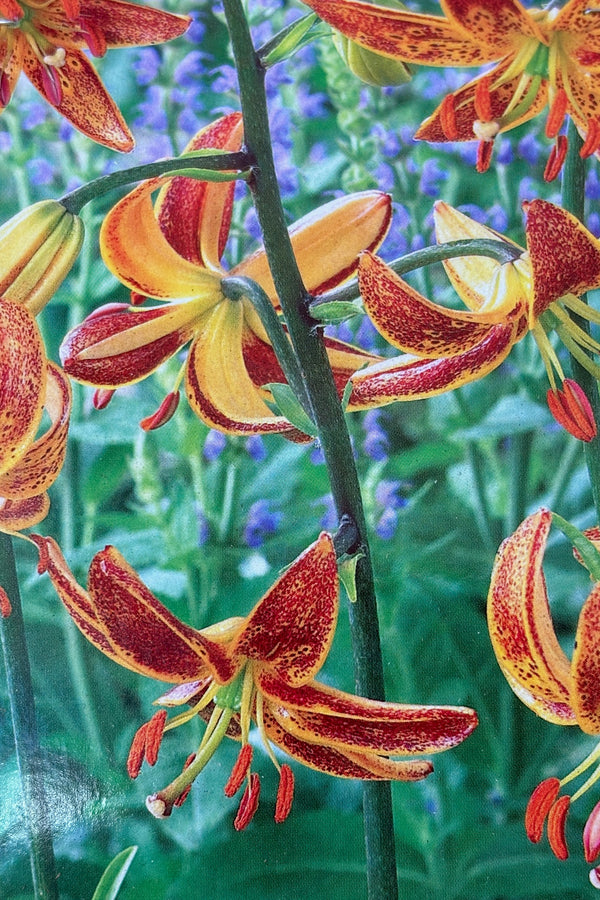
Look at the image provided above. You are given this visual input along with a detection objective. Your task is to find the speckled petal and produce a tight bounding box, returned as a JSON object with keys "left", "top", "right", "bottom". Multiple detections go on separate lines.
{"left": 0, "top": 299, "right": 46, "bottom": 478}
{"left": 441, "top": 0, "right": 546, "bottom": 46}
{"left": 0, "top": 495, "right": 49, "bottom": 532}
{"left": 79, "top": 0, "right": 189, "bottom": 48}
{"left": 0, "top": 363, "right": 70, "bottom": 499}
{"left": 487, "top": 509, "right": 575, "bottom": 725}
{"left": 525, "top": 200, "right": 600, "bottom": 320}
{"left": 233, "top": 533, "right": 338, "bottom": 687}
{"left": 348, "top": 321, "right": 517, "bottom": 408}
{"left": 155, "top": 113, "right": 243, "bottom": 271}
{"left": 302, "top": 0, "right": 498, "bottom": 64}
{"left": 572, "top": 582, "right": 600, "bottom": 734}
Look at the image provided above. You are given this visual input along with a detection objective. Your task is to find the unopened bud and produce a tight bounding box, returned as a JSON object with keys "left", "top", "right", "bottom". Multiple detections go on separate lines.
{"left": 333, "top": 33, "right": 411, "bottom": 87}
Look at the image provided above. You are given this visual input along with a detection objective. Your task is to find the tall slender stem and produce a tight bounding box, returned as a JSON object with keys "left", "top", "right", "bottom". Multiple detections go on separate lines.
{"left": 560, "top": 121, "right": 600, "bottom": 519}
{"left": 0, "top": 534, "right": 59, "bottom": 899}
{"left": 222, "top": 3, "right": 398, "bottom": 897}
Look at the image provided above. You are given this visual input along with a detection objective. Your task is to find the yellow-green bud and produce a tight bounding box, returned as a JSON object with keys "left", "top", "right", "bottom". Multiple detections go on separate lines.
{"left": 0, "top": 200, "right": 84, "bottom": 315}
{"left": 333, "top": 33, "right": 411, "bottom": 87}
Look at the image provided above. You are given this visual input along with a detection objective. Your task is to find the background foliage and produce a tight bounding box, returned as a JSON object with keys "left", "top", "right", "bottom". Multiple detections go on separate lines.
{"left": 2, "top": 0, "right": 600, "bottom": 897}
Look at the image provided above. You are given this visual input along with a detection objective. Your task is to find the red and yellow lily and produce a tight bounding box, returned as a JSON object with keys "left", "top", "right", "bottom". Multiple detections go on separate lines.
{"left": 302, "top": 0, "right": 600, "bottom": 176}
{"left": 60, "top": 113, "right": 390, "bottom": 438}
{"left": 488, "top": 508, "right": 600, "bottom": 868}
{"left": 350, "top": 199, "right": 600, "bottom": 441}
{"left": 33, "top": 531, "right": 478, "bottom": 827}
{"left": 0, "top": 0, "right": 189, "bottom": 151}
{"left": 0, "top": 297, "right": 71, "bottom": 538}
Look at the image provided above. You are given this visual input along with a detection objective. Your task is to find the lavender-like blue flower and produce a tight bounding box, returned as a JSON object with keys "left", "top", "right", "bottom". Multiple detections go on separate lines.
{"left": 243, "top": 499, "right": 283, "bottom": 547}
{"left": 362, "top": 409, "right": 389, "bottom": 462}
{"left": 204, "top": 430, "right": 227, "bottom": 461}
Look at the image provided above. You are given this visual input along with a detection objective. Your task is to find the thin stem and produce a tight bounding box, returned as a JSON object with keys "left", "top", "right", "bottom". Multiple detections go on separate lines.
{"left": 60, "top": 151, "right": 250, "bottom": 215}
{"left": 561, "top": 120, "right": 600, "bottom": 520}
{"left": 222, "top": 2, "right": 398, "bottom": 897}
{"left": 0, "top": 534, "right": 59, "bottom": 899}
{"left": 311, "top": 238, "right": 521, "bottom": 310}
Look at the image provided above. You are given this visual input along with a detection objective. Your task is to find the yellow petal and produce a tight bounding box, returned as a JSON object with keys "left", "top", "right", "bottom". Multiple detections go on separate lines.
{"left": 572, "top": 582, "right": 600, "bottom": 734}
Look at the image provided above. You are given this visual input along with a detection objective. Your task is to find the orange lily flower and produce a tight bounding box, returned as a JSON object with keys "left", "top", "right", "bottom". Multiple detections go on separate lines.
{"left": 302, "top": 0, "right": 600, "bottom": 176}
{"left": 350, "top": 199, "right": 600, "bottom": 441}
{"left": 487, "top": 508, "right": 600, "bottom": 870}
{"left": 33, "top": 531, "right": 478, "bottom": 827}
{"left": 0, "top": 0, "right": 189, "bottom": 151}
{"left": 60, "top": 113, "right": 390, "bottom": 438}
{"left": 0, "top": 297, "right": 71, "bottom": 538}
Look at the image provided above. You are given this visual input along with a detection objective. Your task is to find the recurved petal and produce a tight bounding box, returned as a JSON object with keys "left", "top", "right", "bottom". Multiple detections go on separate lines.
{"left": 487, "top": 509, "right": 575, "bottom": 725}
{"left": 348, "top": 322, "right": 517, "bottom": 408}
{"left": 440, "top": 0, "right": 547, "bottom": 45}
{"left": 232, "top": 192, "right": 392, "bottom": 301}
{"left": 60, "top": 300, "right": 208, "bottom": 388}
{"left": 87, "top": 545, "right": 238, "bottom": 683}
{"left": 156, "top": 113, "right": 244, "bottom": 271}
{"left": 0, "top": 495, "right": 49, "bottom": 532}
{"left": 433, "top": 201, "right": 522, "bottom": 312}
{"left": 233, "top": 532, "right": 338, "bottom": 686}
{"left": 185, "top": 303, "right": 303, "bottom": 437}
{"left": 261, "top": 706, "right": 433, "bottom": 781}
{"left": 572, "top": 582, "right": 600, "bottom": 734}
{"left": 359, "top": 252, "right": 503, "bottom": 356}
{"left": 301, "top": 0, "right": 497, "bottom": 64}
{"left": 22, "top": 45, "right": 134, "bottom": 152}
{"left": 0, "top": 363, "right": 71, "bottom": 499}
{"left": 323, "top": 335, "right": 383, "bottom": 395}
{"left": 525, "top": 200, "right": 600, "bottom": 319}
{"left": 100, "top": 178, "right": 221, "bottom": 297}
{"left": 80, "top": 0, "right": 189, "bottom": 47}
{"left": 0, "top": 299, "right": 47, "bottom": 478}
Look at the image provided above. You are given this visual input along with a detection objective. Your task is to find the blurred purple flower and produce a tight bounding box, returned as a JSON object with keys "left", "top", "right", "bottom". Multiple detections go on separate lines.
{"left": 204, "top": 430, "right": 227, "bottom": 461}
{"left": 243, "top": 499, "right": 282, "bottom": 547}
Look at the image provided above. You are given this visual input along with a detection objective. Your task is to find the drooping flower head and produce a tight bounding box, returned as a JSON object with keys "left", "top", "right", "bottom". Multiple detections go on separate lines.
{"left": 487, "top": 508, "right": 600, "bottom": 876}
{"left": 302, "top": 0, "right": 600, "bottom": 177}
{"left": 60, "top": 113, "right": 391, "bottom": 438}
{"left": 33, "top": 531, "right": 478, "bottom": 827}
{"left": 0, "top": 0, "right": 189, "bottom": 150}
{"left": 350, "top": 199, "right": 600, "bottom": 441}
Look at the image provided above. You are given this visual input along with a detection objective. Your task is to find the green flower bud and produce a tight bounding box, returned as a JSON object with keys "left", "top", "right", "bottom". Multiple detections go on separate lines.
{"left": 333, "top": 33, "right": 411, "bottom": 87}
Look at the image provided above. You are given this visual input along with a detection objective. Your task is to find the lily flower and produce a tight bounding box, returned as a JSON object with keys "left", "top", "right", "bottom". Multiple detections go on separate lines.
{"left": 350, "top": 199, "right": 600, "bottom": 441}
{"left": 487, "top": 508, "right": 600, "bottom": 870}
{"left": 60, "top": 113, "right": 390, "bottom": 438}
{"left": 0, "top": 297, "right": 71, "bottom": 537}
{"left": 33, "top": 531, "right": 478, "bottom": 827}
{"left": 302, "top": 0, "right": 600, "bottom": 177}
{"left": 0, "top": 0, "right": 189, "bottom": 151}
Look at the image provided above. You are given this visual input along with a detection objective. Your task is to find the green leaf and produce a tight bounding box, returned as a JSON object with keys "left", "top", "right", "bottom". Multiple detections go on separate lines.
{"left": 552, "top": 513, "right": 600, "bottom": 581}
{"left": 310, "top": 299, "right": 362, "bottom": 324}
{"left": 91, "top": 846, "right": 137, "bottom": 900}
{"left": 264, "top": 383, "right": 318, "bottom": 437}
{"left": 338, "top": 553, "right": 363, "bottom": 603}
{"left": 259, "top": 14, "right": 326, "bottom": 67}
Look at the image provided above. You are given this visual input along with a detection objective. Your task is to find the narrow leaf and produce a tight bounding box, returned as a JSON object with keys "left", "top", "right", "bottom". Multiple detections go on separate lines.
{"left": 91, "top": 846, "right": 138, "bottom": 900}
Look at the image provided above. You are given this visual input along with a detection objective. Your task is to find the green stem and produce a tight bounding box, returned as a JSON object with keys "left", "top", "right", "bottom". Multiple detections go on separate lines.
{"left": 222, "top": 2, "right": 398, "bottom": 897}
{"left": 311, "top": 238, "right": 521, "bottom": 310}
{"left": 0, "top": 534, "right": 59, "bottom": 899}
{"left": 505, "top": 431, "right": 533, "bottom": 536}
{"left": 560, "top": 120, "right": 600, "bottom": 520}
{"left": 60, "top": 151, "right": 250, "bottom": 215}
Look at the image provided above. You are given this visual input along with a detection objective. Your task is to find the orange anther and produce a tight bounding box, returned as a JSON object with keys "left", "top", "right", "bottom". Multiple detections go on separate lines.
{"left": 548, "top": 795, "right": 571, "bottom": 860}
{"left": 233, "top": 772, "right": 261, "bottom": 831}
{"left": 476, "top": 139, "right": 494, "bottom": 174}
{"left": 274, "top": 764, "right": 294, "bottom": 824}
{"left": 544, "top": 135, "right": 568, "bottom": 182}
{"left": 474, "top": 75, "right": 493, "bottom": 122}
{"left": 144, "top": 709, "right": 168, "bottom": 767}
{"left": 93, "top": 388, "right": 115, "bottom": 410}
{"left": 0, "top": 586, "right": 12, "bottom": 618}
{"left": 525, "top": 777, "right": 561, "bottom": 843}
{"left": 546, "top": 88, "right": 568, "bottom": 139}
{"left": 581, "top": 119, "right": 600, "bottom": 159}
{"left": 440, "top": 93, "right": 458, "bottom": 140}
{"left": 140, "top": 391, "right": 180, "bottom": 432}
{"left": 224, "top": 743, "right": 253, "bottom": 797}
{"left": 127, "top": 722, "right": 149, "bottom": 779}
{"left": 547, "top": 380, "right": 597, "bottom": 442}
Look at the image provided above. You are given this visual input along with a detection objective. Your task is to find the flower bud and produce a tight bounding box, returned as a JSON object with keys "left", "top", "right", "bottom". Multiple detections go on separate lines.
{"left": 0, "top": 200, "right": 84, "bottom": 314}
{"left": 333, "top": 33, "right": 411, "bottom": 87}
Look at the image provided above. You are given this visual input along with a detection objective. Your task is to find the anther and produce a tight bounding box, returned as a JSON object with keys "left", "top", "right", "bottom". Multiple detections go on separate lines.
{"left": 581, "top": 119, "right": 600, "bottom": 158}
{"left": 144, "top": 709, "right": 168, "bottom": 767}
{"left": 0, "top": 586, "right": 12, "bottom": 618}
{"left": 0, "top": 71, "right": 12, "bottom": 107}
{"left": 224, "top": 743, "right": 253, "bottom": 797}
{"left": 93, "top": 388, "right": 115, "bottom": 410}
{"left": 476, "top": 139, "right": 494, "bottom": 174}
{"left": 545, "top": 88, "right": 568, "bottom": 138}
{"left": 140, "top": 391, "right": 180, "bottom": 432}
{"left": 547, "top": 381, "right": 597, "bottom": 442}
{"left": 544, "top": 135, "right": 569, "bottom": 182}
{"left": 548, "top": 795, "right": 571, "bottom": 860}
{"left": 439, "top": 93, "right": 458, "bottom": 140}
{"left": 525, "top": 777, "right": 561, "bottom": 843}
{"left": 233, "top": 772, "right": 261, "bottom": 830}
{"left": 127, "top": 722, "right": 149, "bottom": 779}
{"left": 474, "top": 75, "right": 493, "bottom": 122}
{"left": 80, "top": 21, "right": 107, "bottom": 57}
{"left": 274, "top": 764, "right": 294, "bottom": 824}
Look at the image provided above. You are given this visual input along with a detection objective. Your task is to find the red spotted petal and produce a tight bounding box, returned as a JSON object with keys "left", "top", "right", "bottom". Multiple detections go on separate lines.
{"left": 77, "top": 0, "right": 189, "bottom": 48}
{"left": 487, "top": 509, "right": 576, "bottom": 724}
{"left": 0, "top": 363, "right": 71, "bottom": 499}
{"left": 0, "top": 299, "right": 46, "bottom": 478}
{"left": 232, "top": 533, "right": 338, "bottom": 686}
{"left": 572, "top": 581, "right": 600, "bottom": 734}
{"left": 0, "top": 494, "right": 49, "bottom": 532}
{"left": 525, "top": 200, "right": 600, "bottom": 319}
{"left": 156, "top": 113, "right": 244, "bottom": 270}
{"left": 441, "top": 0, "right": 546, "bottom": 45}
{"left": 348, "top": 321, "right": 517, "bottom": 408}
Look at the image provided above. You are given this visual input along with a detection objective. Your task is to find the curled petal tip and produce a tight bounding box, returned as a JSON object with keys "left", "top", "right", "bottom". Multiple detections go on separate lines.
{"left": 547, "top": 380, "right": 597, "bottom": 442}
